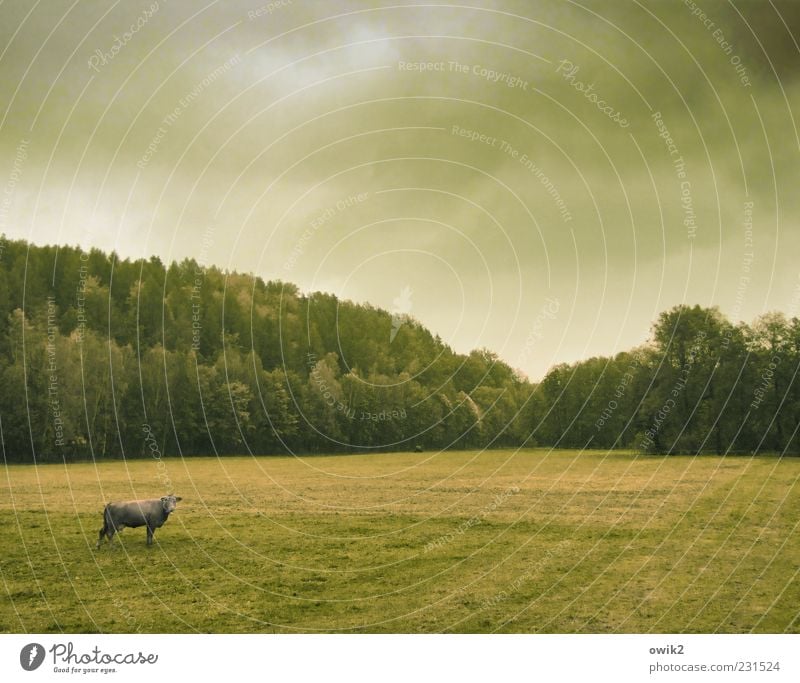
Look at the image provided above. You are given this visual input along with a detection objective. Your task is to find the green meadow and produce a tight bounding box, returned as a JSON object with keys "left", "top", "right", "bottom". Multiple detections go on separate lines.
{"left": 1, "top": 449, "right": 798, "bottom": 633}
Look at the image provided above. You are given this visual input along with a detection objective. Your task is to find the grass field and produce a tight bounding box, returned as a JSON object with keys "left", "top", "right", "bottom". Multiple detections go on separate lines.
{"left": 1, "top": 449, "right": 798, "bottom": 633}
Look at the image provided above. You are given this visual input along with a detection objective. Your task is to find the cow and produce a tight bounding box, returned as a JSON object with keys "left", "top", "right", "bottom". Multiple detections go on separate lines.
{"left": 96, "top": 495, "right": 182, "bottom": 548}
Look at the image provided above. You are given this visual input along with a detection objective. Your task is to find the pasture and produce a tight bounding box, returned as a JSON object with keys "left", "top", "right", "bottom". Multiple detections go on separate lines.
{"left": 1, "top": 449, "right": 798, "bottom": 633}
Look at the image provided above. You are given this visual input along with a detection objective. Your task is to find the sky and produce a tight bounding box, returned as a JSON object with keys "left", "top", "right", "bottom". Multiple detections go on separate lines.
{"left": 1, "top": 0, "right": 798, "bottom": 380}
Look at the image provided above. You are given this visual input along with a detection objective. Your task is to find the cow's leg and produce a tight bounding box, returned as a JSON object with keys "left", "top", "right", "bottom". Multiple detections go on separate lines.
{"left": 146, "top": 525, "right": 154, "bottom": 546}
{"left": 96, "top": 523, "right": 107, "bottom": 549}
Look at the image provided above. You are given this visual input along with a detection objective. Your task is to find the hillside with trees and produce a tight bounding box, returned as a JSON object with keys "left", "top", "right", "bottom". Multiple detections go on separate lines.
{"left": 0, "top": 238, "right": 797, "bottom": 462}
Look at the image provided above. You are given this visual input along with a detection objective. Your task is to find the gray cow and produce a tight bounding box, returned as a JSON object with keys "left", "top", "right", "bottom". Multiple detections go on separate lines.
{"left": 96, "top": 495, "right": 182, "bottom": 548}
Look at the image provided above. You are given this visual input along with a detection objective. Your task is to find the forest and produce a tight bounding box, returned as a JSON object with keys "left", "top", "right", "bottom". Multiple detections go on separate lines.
{"left": 0, "top": 237, "right": 798, "bottom": 462}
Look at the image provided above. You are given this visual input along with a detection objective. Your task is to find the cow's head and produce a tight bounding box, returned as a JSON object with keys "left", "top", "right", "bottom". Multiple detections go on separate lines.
{"left": 161, "top": 494, "right": 182, "bottom": 514}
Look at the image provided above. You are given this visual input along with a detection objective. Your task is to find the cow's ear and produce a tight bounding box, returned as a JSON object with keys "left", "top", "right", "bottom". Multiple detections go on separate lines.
{"left": 175, "top": 497, "right": 183, "bottom": 502}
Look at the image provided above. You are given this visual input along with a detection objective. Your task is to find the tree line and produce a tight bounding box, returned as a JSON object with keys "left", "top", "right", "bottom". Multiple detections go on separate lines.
{"left": 533, "top": 305, "right": 800, "bottom": 454}
{"left": 0, "top": 238, "right": 797, "bottom": 462}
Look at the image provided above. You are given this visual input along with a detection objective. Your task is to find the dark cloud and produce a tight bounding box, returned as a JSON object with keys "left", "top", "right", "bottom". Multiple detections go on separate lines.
{"left": 1, "top": 0, "right": 798, "bottom": 378}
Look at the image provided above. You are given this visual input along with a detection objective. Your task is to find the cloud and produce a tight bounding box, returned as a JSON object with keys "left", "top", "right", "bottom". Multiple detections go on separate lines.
{"left": 1, "top": 0, "right": 798, "bottom": 379}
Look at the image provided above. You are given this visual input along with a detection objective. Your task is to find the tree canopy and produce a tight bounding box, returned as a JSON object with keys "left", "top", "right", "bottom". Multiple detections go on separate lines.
{"left": 0, "top": 238, "right": 797, "bottom": 462}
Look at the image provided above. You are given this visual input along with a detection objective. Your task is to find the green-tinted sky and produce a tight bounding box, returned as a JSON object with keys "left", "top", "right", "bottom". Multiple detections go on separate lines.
{"left": 1, "top": 0, "right": 798, "bottom": 379}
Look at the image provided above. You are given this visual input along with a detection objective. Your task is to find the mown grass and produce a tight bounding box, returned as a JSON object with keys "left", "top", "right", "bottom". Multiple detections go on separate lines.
{"left": 1, "top": 449, "right": 798, "bottom": 633}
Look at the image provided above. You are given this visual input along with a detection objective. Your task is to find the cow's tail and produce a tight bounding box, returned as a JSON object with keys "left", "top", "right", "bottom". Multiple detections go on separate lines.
{"left": 97, "top": 503, "right": 111, "bottom": 548}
